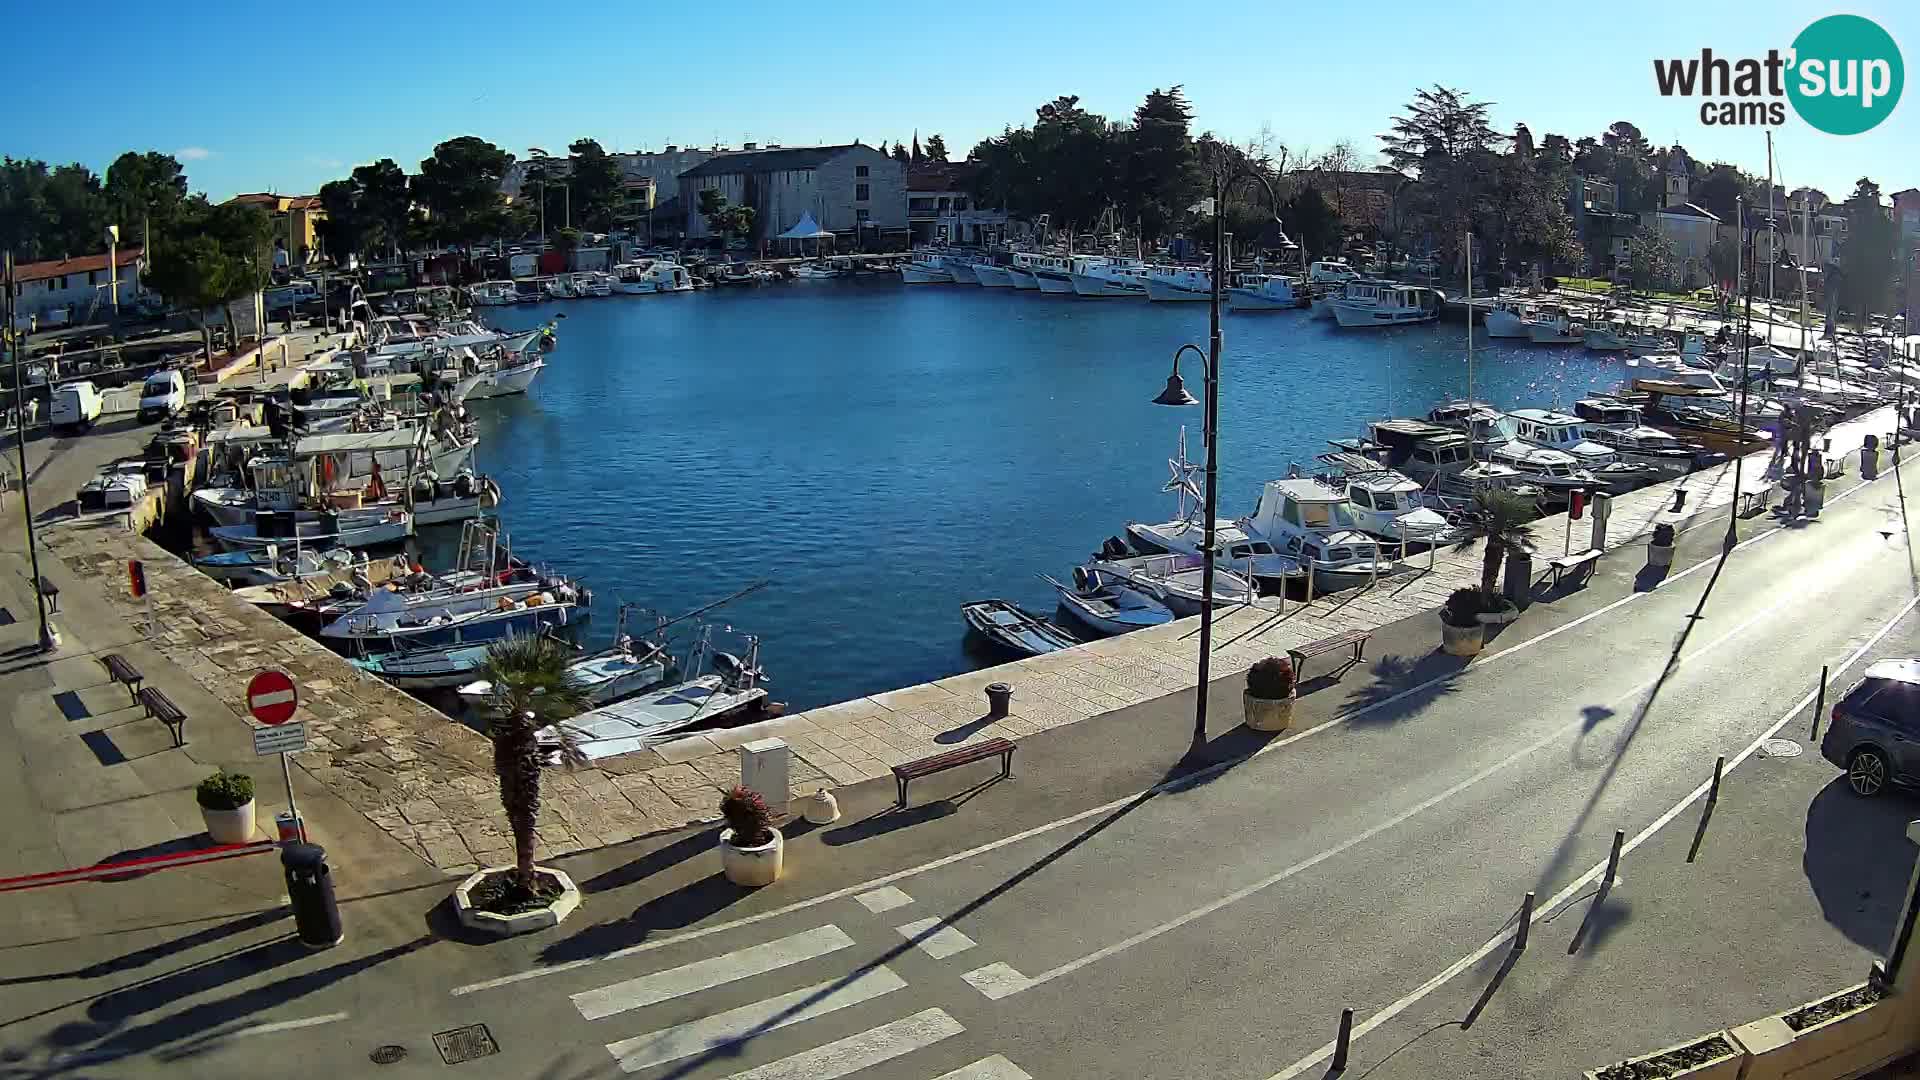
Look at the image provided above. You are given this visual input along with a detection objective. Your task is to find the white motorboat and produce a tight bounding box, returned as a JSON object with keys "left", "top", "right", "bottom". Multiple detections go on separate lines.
{"left": 791, "top": 262, "right": 846, "bottom": 281}
{"left": 1121, "top": 427, "right": 1303, "bottom": 590}
{"left": 211, "top": 507, "right": 414, "bottom": 552}
{"left": 1044, "top": 568, "right": 1173, "bottom": 636}
{"left": 581, "top": 272, "right": 615, "bottom": 297}
{"left": 555, "top": 630, "right": 768, "bottom": 761}
{"left": 469, "top": 281, "right": 519, "bottom": 307}
{"left": 1435, "top": 460, "right": 1546, "bottom": 504}
{"left": 1329, "top": 282, "right": 1441, "bottom": 327}
{"left": 970, "top": 260, "right": 1014, "bottom": 287}
{"left": 1082, "top": 549, "right": 1256, "bottom": 617}
{"left": 1524, "top": 305, "right": 1585, "bottom": 344}
{"left": 1571, "top": 398, "right": 1710, "bottom": 479}
{"left": 1030, "top": 255, "right": 1077, "bottom": 294}
{"left": 1241, "top": 478, "right": 1396, "bottom": 593}
{"left": 940, "top": 254, "right": 981, "bottom": 285}
{"left": 1427, "top": 400, "right": 1506, "bottom": 447}
{"left": 1147, "top": 267, "right": 1213, "bottom": 302}
{"left": 1503, "top": 408, "right": 1658, "bottom": 493}
{"left": 1484, "top": 300, "right": 1531, "bottom": 339}
{"left": 1484, "top": 439, "right": 1597, "bottom": 503}
{"left": 900, "top": 253, "right": 953, "bottom": 284}
{"left": 1338, "top": 468, "right": 1472, "bottom": 547}
{"left": 1070, "top": 260, "right": 1149, "bottom": 298}
{"left": 1227, "top": 273, "right": 1307, "bottom": 311}
{"left": 1583, "top": 319, "right": 1633, "bottom": 351}
{"left": 1005, "top": 252, "right": 1049, "bottom": 290}
{"left": 1626, "top": 356, "right": 1731, "bottom": 394}
{"left": 615, "top": 261, "right": 694, "bottom": 294}
{"left": 458, "top": 635, "right": 677, "bottom": 713}
{"left": 322, "top": 582, "right": 578, "bottom": 651}
{"left": 193, "top": 545, "right": 359, "bottom": 588}
{"left": 451, "top": 350, "right": 545, "bottom": 401}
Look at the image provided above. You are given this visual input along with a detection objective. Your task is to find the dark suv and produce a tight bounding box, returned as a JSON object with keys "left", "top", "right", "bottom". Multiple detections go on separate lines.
{"left": 1821, "top": 660, "right": 1920, "bottom": 797}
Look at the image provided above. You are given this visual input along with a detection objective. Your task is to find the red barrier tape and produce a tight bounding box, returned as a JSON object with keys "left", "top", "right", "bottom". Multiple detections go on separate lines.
{"left": 0, "top": 840, "right": 280, "bottom": 893}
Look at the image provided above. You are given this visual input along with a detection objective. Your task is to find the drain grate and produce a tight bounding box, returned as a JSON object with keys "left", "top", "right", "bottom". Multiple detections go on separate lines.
{"left": 369, "top": 1045, "right": 408, "bottom": 1065}
{"left": 1760, "top": 738, "right": 1804, "bottom": 758}
{"left": 433, "top": 1024, "right": 499, "bottom": 1065}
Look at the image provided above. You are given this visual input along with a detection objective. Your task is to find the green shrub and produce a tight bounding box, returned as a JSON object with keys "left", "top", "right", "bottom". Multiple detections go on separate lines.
{"left": 1247, "top": 656, "right": 1296, "bottom": 699}
{"left": 196, "top": 769, "right": 254, "bottom": 811}
{"left": 1442, "top": 588, "right": 1486, "bottom": 627}
{"left": 721, "top": 786, "right": 774, "bottom": 847}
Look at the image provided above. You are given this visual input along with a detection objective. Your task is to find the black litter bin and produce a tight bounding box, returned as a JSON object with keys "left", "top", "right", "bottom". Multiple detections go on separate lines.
{"left": 282, "top": 843, "right": 343, "bottom": 948}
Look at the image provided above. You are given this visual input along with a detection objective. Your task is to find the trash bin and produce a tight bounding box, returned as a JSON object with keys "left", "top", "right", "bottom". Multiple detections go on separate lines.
{"left": 281, "top": 843, "right": 343, "bottom": 949}
{"left": 1503, "top": 550, "right": 1533, "bottom": 610}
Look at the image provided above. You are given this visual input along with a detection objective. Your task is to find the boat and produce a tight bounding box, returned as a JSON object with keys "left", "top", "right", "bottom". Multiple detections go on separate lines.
{"left": 1122, "top": 427, "right": 1304, "bottom": 590}
{"left": 1005, "top": 253, "right": 1048, "bottom": 290}
{"left": 1484, "top": 300, "right": 1531, "bottom": 339}
{"left": 449, "top": 346, "right": 545, "bottom": 401}
{"left": 469, "top": 281, "right": 519, "bottom": 307}
{"left": 1503, "top": 408, "right": 1659, "bottom": 493}
{"left": 1043, "top": 568, "right": 1174, "bottom": 637}
{"left": 940, "top": 254, "right": 981, "bottom": 285}
{"left": 1308, "top": 259, "right": 1361, "bottom": 285}
{"left": 1331, "top": 464, "right": 1473, "bottom": 547}
{"left": 229, "top": 552, "right": 415, "bottom": 620}
{"left": 457, "top": 628, "right": 678, "bottom": 713}
{"left": 554, "top": 629, "right": 769, "bottom": 761}
{"left": 791, "top": 262, "right": 846, "bottom": 281}
{"left": 1241, "top": 478, "right": 1396, "bottom": 593}
{"left": 321, "top": 581, "right": 579, "bottom": 651}
{"left": 970, "top": 260, "right": 1014, "bottom": 288}
{"left": 1070, "top": 260, "right": 1150, "bottom": 298}
{"left": 1572, "top": 397, "right": 1717, "bottom": 478}
{"left": 1629, "top": 382, "right": 1774, "bottom": 455}
{"left": 1147, "top": 266, "right": 1213, "bottom": 302}
{"left": 1082, "top": 547, "right": 1257, "bottom": 616}
{"left": 194, "top": 545, "right": 359, "bottom": 588}
{"left": 1483, "top": 440, "right": 1597, "bottom": 503}
{"left": 1435, "top": 460, "right": 1545, "bottom": 504}
{"left": 960, "top": 599, "right": 1082, "bottom": 657}
{"left": 1031, "top": 255, "right": 1078, "bottom": 294}
{"left": 1227, "top": 273, "right": 1307, "bottom": 311}
{"left": 210, "top": 507, "right": 413, "bottom": 552}
{"left": 1583, "top": 319, "right": 1632, "bottom": 351}
{"left": 1523, "top": 305, "right": 1586, "bottom": 344}
{"left": 615, "top": 261, "right": 694, "bottom": 294}
{"left": 351, "top": 641, "right": 497, "bottom": 690}
{"left": 1426, "top": 400, "right": 1506, "bottom": 447}
{"left": 1329, "top": 282, "right": 1441, "bottom": 327}
{"left": 900, "top": 253, "right": 953, "bottom": 284}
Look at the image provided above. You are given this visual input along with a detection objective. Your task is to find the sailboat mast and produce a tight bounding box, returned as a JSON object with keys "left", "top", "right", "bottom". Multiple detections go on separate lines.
{"left": 1465, "top": 231, "right": 1476, "bottom": 463}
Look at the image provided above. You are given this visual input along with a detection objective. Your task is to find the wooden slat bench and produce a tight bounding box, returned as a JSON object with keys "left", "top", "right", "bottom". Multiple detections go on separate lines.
{"left": 99, "top": 653, "right": 143, "bottom": 702}
{"left": 35, "top": 576, "right": 59, "bottom": 613}
{"left": 893, "top": 737, "right": 1015, "bottom": 808}
{"left": 136, "top": 686, "right": 187, "bottom": 747}
{"left": 1546, "top": 548, "right": 1603, "bottom": 588}
{"left": 1286, "top": 630, "right": 1372, "bottom": 682}
{"left": 1736, "top": 483, "right": 1776, "bottom": 518}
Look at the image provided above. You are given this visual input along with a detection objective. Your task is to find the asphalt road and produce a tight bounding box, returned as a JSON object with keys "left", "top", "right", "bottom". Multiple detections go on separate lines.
{"left": 6, "top": 448, "right": 1920, "bottom": 1080}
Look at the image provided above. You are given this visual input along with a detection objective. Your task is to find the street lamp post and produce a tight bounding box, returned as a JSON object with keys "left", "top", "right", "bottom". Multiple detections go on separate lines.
{"left": 1153, "top": 165, "right": 1286, "bottom": 755}
{"left": 104, "top": 224, "right": 120, "bottom": 317}
{"left": 4, "top": 253, "right": 58, "bottom": 652}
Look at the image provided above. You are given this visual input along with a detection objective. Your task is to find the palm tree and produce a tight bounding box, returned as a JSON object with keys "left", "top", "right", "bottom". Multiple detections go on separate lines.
{"left": 1468, "top": 489, "right": 1538, "bottom": 597}
{"left": 479, "top": 635, "right": 590, "bottom": 890}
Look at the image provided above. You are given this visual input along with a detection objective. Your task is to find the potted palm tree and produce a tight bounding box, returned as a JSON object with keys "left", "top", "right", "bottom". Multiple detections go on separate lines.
{"left": 452, "top": 635, "right": 590, "bottom": 936}
{"left": 1467, "top": 490, "right": 1535, "bottom": 624}
{"left": 1441, "top": 587, "right": 1486, "bottom": 656}
{"left": 1243, "top": 656, "right": 1296, "bottom": 732}
{"left": 720, "top": 786, "right": 783, "bottom": 886}
{"left": 197, "top": 769, "right": 256, "bottom": 844}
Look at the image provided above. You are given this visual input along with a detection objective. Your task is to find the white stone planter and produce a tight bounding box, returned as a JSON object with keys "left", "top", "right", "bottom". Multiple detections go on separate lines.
{"left": 720, "top": 827, "right": 784, "bottom": 887}
{"left": 1477, "top": 605, "right": 1518, "bottom": 625}
{"left": 1582, "top": 1032, "right": 1743, "bottom": 1080}
{"left": 1243, "top": 692, "right": 1294, "bottom": 732}
{"left": 1647, "top": 543, "right": 1675, "bottom": 568}
{"left": 453, "top": 866, "right": 582, "bottom": 937}
{"left": 801, "top": 789, "right": 841, "bottom": 825}
{"left": 1441, "top": 619, "right": 1484, "bottom": 657}
{"left": 201, "top": 799, "right": 257, "bottom": 845}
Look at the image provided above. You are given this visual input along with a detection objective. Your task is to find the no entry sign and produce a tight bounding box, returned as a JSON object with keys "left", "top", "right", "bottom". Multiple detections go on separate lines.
{"left": 247, "top": 670, "right": 298, "bottom": 725}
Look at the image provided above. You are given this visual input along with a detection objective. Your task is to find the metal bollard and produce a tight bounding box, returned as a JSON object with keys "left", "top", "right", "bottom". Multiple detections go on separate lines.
{"left": 1812, "top": 665, "right": 1828, "bottom": 741}
{"left": 281, "top": 843, "right": 343, "bottom": 948}
{"left": 1514, "top": 892, "right": 1535, "bottom": 952}
{"left": 985, "top": 682, "right": 1013, "bottom": 719}
{"left": 1330, "top": 1007, "right": 1355, "bottom": 1071}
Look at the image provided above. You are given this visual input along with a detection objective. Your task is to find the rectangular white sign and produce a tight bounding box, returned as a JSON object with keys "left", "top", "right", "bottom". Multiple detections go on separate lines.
{"left": 253, "top": 722, "right": 308, "bottom": 756}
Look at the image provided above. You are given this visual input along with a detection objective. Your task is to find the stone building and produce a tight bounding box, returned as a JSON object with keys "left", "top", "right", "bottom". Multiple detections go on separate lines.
{"left": 677, "top": 143, "right": 905, "bottom": 243}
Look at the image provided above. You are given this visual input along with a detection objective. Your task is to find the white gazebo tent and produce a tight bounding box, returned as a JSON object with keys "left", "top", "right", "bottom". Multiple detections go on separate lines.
{"left": 777, "top": 212, "right": 835, "bottom": 258}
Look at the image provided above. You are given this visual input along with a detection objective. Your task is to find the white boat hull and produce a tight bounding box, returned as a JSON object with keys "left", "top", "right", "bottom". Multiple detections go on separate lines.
{"left": 1484, "top": 310, "right": 1530, "bottom": 338}
{"left": 1147, "top": 278, "right": 1212, "bottom": 302}
{"left": 1004, "top": 268, "right": 1040, "bottom": 290}
{"left": 1070, "top": 274, "right": 1146, "bottom": 298}
{"left": 212, "top": 516, "right": 413, "bottom": 552}
{"left": 946, "top": 262, "right": 981, "bottom": 285}
{"left": 1227, "top": 288, "right": 1303, "bottom": 311}
{"left": 900, "top": 264, "right": 952, "bottom": 284}
{"left": 972, "top": 265, "right": 1014, "bottom": 288}
{"left": 1527, "top": 324, "right": 1583, "bottom": 344}
{"left": 1331, "top": 301, "right": 1438, "bottom": 328}
{"left": 1033, "top": 271, "right": 1075, "bottom": 295}
{"left": 1584, "top": 330, "right": 1629, "bottom": 351}
{"left": 456, "top": 359, "right": 544, "bottom": 401}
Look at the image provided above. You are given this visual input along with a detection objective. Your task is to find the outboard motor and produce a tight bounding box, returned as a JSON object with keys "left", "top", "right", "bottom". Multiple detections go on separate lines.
{"left": 452, "top": 472, "right": 475, "bottom": 498}
{"left": 1071, "top": 565, "right": 1091, "bottom": 592}
{"left": 1101, "top": 536, "right": 1129, "bottom": 560}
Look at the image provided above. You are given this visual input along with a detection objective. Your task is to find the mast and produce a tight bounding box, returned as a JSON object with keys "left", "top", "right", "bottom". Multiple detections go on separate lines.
{"left": 1766, "top": 132, "right": 1776, "bottom": 312}
{"left": 1465, "top": 231, "right": 1476, "bottom": 463}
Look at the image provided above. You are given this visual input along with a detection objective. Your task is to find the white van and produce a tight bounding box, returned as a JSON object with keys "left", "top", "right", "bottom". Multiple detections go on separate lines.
{"left": 50, "top": 381, "right": 103, "bottom": 432}
{"left": 138, "top": 369, "right": 187, "bottom": 421}
{"left": 1309, "top": 259, "right": 1361, "bottom": 284}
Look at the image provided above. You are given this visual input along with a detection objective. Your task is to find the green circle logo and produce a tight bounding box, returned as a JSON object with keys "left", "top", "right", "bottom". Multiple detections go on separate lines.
{"left": 1788, "top": 15, "right": 1903, "bottom": 135}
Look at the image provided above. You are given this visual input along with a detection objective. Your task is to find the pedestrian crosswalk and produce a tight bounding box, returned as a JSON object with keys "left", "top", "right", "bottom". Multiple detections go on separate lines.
{"left": 564, "top": 910, "right": 1034, "bottom": 1079}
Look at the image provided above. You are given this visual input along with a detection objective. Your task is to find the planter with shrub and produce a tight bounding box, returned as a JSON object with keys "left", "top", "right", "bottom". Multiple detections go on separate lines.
{"left": 1584, "top": 1032, "right": 1742, "bottom": 1080}
{"left": 1243, "top": 657, "right": 1296, "bottom": 732}
{"left": 719, "top": 786, "right": 783, "bottom": 887}
{"left": 1441, "top": 588, "right": 1486, "bottom": 656}
{"left": 1648, "top": 522, "right": 1677, "bottom": 569}
{"left": 197, "top": 769, "right": 257, "bottom": 844}
{"left": 1477, "top": 593, "right": 1520, "bottom": 625}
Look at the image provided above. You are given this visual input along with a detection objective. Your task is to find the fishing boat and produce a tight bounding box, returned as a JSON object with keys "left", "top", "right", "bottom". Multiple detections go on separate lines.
{"left": 1240, "top": 478, "right": 1396, "bottom": 593}
{"left": 351, "top": 641, "right": 497, "bottom": 690}
{"left": 970, "top": 259, "right": 1015, "bottom": 287}
{"left": 615, "top": 261, "right": 694, "bottom": 294}
{"left": 457, "top": 633, "right": 677, "bottom": 712}
{"left": 210, "top": 507, "right": 413, "bottom": 552}
{"left": 1030, "top": 255, "right": 1078, "bottom": 294}
{"left": 1070, "top": 260, "right": 1150, "bottom": 298}
{"left": 900, "top": 252, "right": 953, "bottom": 284}
{"left": 469, "top": 281, "right": 519, "bottom": 307}
{"left": 1523, "top": 305, "right": 1585, "bottom": 344}
{"left": 1329, "top": 282, "right": 1441, "bottom": 327}
{"left": 194, "top": 545, "right": 360, "bottom": 588}
{"left": 448, "top": 343, "right": 545, "bottom": 401}
{"left": 1227, "top": 273, "right": 1308, "bottom": 311}
{"left": 940, "top": 254, "right": 981, "bottom": 285}
{"left": 1147, "top": 266, "right": 1213, "bottom": 302}
{"left": 1004, "top": 252, "right": 1046, "bottom": 289}
{"left": 1484, "top": 300, "right": 1532, "bottom": 339}
{"left": 1503, "top": 408, "right": 1658, "bottom": 494}
{"left": 321, "top": 583, "right": 579, "bottom": 651}
{"left": 1583, "top": 319, "right": 1633, "bottom": 351}
{"left": 960, "top": 600, "right": 1082, "bottom": 657}
{"left": 1081, "top": 548, "right": 1257, "bottom": 616}
{"left": 555, "top": 629, "right": 770, "bottom": 761}
{"left": 1043, "top": 568, "right": 1174, "bottom": 636}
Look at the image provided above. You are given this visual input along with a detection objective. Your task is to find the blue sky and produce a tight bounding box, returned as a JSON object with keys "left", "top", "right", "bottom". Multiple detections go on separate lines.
{"left": 9, "top": 0, "right": 1915, "bottom": 203}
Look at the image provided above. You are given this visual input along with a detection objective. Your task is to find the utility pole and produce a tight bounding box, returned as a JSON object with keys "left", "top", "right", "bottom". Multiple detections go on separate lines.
{"left": 5, "top": 253, "right": 58, "bottom": 652}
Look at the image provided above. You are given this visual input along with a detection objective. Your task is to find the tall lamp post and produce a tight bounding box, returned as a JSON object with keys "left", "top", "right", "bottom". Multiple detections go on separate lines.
{"left": 4, "top": 254, "right": 58, "bottom": 652}
{"left": 1152, "top": 164, "right": 1286, "bottom": 755}
{"left": 104, "top": 224, "right": 120, "bottom": 317}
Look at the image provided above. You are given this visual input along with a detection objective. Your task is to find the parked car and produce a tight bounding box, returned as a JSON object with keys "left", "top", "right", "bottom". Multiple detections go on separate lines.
{"left": 1820, "top": 660, "right": 1920, "bottom": 797}
{"left": 138, "top": 368, "right": 186, "bottom": 421}
{"left": 49, "top": 380, "right": 103, "bottom": 432}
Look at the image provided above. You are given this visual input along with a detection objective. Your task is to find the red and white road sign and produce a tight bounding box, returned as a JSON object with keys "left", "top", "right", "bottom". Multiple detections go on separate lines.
{"left": 247, "top": 670, "right": 298, "bottom": 725}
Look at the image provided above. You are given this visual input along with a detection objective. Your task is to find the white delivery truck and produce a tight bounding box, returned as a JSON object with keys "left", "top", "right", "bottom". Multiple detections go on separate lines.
{"left": 50, "top": 381, "right": 103, "bottom": 432}
{"left": 138, "top": 369, "right": 187, "bottom": 421}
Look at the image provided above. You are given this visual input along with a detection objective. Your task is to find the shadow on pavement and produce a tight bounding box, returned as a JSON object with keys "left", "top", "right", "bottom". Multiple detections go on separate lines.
{"left": 822, "top": 801, "right": 958, "bottom": 846}
{"left": 1338, "top": 652, "right": 1466, "bottom": 723}
{"left": 1803, "top": 780, "right": 1916, "bottom": 952}
{"left": 0, "top": 908, "right": 287, "bottom": 992}
{"left": 576, "top": 829, "right": 715, "bottom": 896}
{"left": 537, "top": 874, "right": 752, "bottom": 968}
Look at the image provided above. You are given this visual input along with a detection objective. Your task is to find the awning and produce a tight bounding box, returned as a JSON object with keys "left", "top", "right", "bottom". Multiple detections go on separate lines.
{"left": 294, "top": 428, "right": 427, "bottom": 456}
{"left": 208, "top": 424, "right": 274, "bottom": 444}
{"left": 777, "top": 212, "right": 834, "bottom": 240}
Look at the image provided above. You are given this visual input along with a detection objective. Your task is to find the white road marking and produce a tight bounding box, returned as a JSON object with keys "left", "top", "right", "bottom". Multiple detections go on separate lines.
{"left": 933, "top": 1055, "right": 1036, "bottom": 1080}
{"left": 573, "top": 925, "right": 855, "bottom": 1021}
{"left": 1262, "top": 590, "right": 1920, "bottom": 1080}
{"left": 227, "top": 1011, "right": 349, "bottom": 1038}
{"left": 996, "top": 583, "right": 1822, "bottom": 997}
{"left": 896, "top": 918, "right": 977, "bottom": 959}
{"left": 854, "top": 886, "right": 915, "bottom": 914}
{"left": 960, "top": 962, "right": 1033, "bottom": 1000}
{"left": 452, "top": 447, "right": 1912, "bottom": 1000}
{"left": 606, "top": 966, "right": 907, "bottom": 1073}
{"left": 717, "top": 1008, "right": 963, "bottom": 1080}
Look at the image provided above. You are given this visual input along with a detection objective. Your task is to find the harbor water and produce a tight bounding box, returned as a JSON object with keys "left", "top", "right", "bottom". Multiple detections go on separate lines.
{"left": 460, "top": 280, "right": 1634, "bottom": 711}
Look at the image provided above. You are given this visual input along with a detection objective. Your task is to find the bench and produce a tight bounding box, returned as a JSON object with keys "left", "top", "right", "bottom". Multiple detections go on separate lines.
{"left": 99, "top": 653, "right": 143, "bottom": 702}
{"left": 893, "top": 737, "right": 1015, "bottom": 808}
{"left": 35, "top": 576, "right": 59, "bottom": 613}
{"left": 1736, "top": 483, "right": 1776, "bottom": 517}
{"left": 136, "top": 686, "right": 187, "bottom": 747}
{"left": 1547, "top": 548, "right": 1604, "bottom": 588}
{"left": 1287, "top": 630, "right": 1372, "bottom": 682}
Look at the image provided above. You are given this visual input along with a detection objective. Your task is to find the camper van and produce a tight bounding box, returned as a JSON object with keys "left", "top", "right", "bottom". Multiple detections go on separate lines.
{"left": 50, "top": 381, "right": 103, "bottom": 432}
{"left": 138, "top": 369, "right": 187, "bottom": 421}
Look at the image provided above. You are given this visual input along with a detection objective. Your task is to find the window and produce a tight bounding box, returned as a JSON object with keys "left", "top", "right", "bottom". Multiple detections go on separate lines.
{"left": 856, "top": 209, "right": 870, "bottom": 223}
{"left": 855, "top": 165, "right": 869, "bottom": 178}
{"left": 855, "top": 183, "right": 869, "bottom": 202}
{"left": 956, "top": 198, "right": 969, "bottom": 212}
